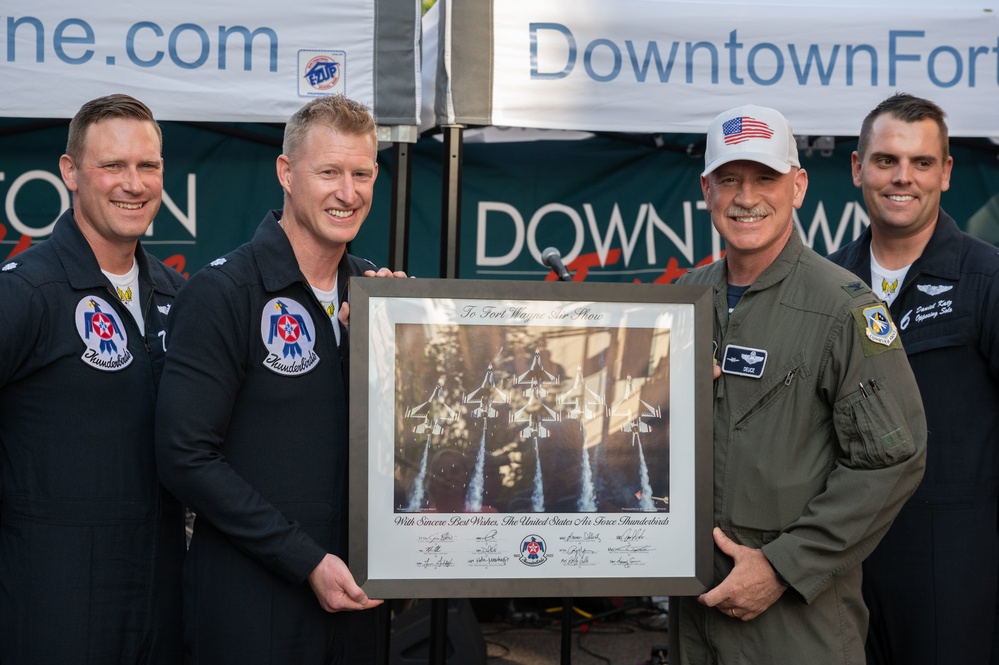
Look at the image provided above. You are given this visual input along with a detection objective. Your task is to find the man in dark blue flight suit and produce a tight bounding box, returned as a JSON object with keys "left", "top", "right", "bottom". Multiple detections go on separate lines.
{"left": 828, "top": 93, "right": 999, "bottom": 665}
{"left": 0, "top": 95, "right": 185, "bottom": 662}
{"left": 156, "top": 95, "right": 404, "bottom": 664}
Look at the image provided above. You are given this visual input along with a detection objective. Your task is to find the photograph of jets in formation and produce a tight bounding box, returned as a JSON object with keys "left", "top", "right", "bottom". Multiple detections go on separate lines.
{"left": 394, "top": 324, "right": 670, "bottom": 514}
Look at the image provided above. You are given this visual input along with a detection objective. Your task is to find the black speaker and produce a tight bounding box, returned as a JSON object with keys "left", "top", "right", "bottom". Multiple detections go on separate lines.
{"left": 389, "top": 599, "right": 486, "bottom": 665}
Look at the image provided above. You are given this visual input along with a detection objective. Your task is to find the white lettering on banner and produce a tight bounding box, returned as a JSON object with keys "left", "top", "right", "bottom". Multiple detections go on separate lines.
{"left": 529, "top": 24, "right": 997, "bottom": 90}
{"left": 476, "top": 199, "right": 867, "bottom": 272}
{"left": 478, "top": 200, "right": 710, "bottom": 269}
{"left": 3, "top": 170, "right": 68, "bottom": 237}
{"left": 647, "top": 202, "right": 693, "bottom": 265}
{"left": 0, "top": 169, "right": 197, "bottom": 240}
{"left": 584, "top": 202, "right": 643, "bottom": 267}
{"left": 477, "top": 202, "right": 524, "bottom": 266}
{"left": 152, "top": 174, "right": 197, "bottom": 238}
{"left": 525, "top": 203, "right": 585, "bottom": 265}
{"left": 795, "top": 201, "right": 869, "bottom": 253}
{"left": 478, "top": 202, "right": 586, "bottom": 266}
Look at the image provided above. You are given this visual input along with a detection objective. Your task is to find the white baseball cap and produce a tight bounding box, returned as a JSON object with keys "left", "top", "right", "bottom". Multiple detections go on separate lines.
{"left": 702, "top": 104, "right": 800, "bottom": 176}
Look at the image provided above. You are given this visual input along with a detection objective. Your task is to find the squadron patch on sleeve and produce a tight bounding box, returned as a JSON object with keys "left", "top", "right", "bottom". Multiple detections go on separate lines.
{"left": 259, "top": 298, "right": 320, "bottom": 376}
{"left": 75, "top": 296, "right": 133, "bottom": 371}
{"left": 851, "top": 303, "right": 902, "bottom": 356}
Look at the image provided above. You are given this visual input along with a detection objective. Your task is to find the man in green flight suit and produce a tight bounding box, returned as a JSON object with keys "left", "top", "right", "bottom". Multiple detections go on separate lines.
{"left": 670, "top": 104, "right": 927, "bottom": 663}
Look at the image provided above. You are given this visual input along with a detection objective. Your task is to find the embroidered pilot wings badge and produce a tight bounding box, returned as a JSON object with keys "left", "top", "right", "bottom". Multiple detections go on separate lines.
{"left": 916, "top": 284, "right": 953, "bottom": 296}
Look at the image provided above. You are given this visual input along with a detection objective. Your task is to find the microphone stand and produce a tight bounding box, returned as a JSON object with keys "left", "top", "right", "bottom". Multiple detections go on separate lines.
{"left": 548, "top": 256, "right": 571, "bottom": 663}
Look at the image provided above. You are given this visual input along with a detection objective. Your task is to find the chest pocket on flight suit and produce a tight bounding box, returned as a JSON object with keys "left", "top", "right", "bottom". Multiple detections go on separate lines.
{"left": 897, "top": 306, "right": 968, "bottom": 356}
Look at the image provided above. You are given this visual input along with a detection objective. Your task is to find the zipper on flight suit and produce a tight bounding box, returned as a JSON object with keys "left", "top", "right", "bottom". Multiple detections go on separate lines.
{"left": 737, "top": 366, "right": 800, "bottom": 426}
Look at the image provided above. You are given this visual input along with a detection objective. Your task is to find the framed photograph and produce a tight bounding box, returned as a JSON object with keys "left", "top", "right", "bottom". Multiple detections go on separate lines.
{"left": 348, "top": 278, "right": 713, "bottom": 598}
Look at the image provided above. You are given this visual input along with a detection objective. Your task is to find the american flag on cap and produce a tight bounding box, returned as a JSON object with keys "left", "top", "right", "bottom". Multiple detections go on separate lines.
{"left": 722, "top": 116, "right": 774, "bottom": 145}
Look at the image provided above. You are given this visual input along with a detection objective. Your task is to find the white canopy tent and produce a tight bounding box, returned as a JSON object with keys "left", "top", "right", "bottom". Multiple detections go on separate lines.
{"left": 1, "top": 0, "right": 422, "bottom": 126}
{"left": 1, "top": 0, "right": 424, "bottom": 271}
{"left": 429, "top": 0, "right": 998, "bottom": 137}
{"left": 421, "top": 0, "right": 999, "bottom": 278}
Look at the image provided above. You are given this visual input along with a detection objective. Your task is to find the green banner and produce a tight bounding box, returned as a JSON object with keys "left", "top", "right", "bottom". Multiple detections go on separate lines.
{"left": 3, "top": 120, "right": 996, "bottom": 282}
{"left": 398, "top": 134, "right": 999, "bottom": 281}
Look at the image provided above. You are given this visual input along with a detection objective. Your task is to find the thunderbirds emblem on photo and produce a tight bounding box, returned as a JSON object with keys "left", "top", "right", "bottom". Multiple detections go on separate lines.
{"left": 518, "top": 534, "right": 548, "bottom": 566}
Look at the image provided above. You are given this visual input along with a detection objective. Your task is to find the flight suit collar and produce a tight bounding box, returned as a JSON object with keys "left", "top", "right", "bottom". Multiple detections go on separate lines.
{"left": 714, "top": 227, "right": 805, "bottom": 294}
{"left": 832, "top": 209, "right": 960, "bottom": 286}
{"left": 253, "top": 209, "right": 362, "bottom": 295}
{"left": 747, "top": 229, "right": 804, "bottom": 294}
{"left": 907, "top": 210, "right": 962, "bottom": 282}
{"left": 49, "top": 208, "right": 180, "bottom": 298}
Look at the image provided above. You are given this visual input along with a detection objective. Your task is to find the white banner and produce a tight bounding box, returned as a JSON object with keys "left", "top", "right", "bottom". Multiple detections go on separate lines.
{"left": 483, "top": 0, "right": 999, "bottom": 136}
{"left": 1, "top": 0, "right": 420, "bottom": 124}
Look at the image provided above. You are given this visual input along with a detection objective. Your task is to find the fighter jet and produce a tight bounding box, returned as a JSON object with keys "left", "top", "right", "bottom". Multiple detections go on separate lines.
{"left": 463, "top": 362, "right": 508, "bottom": 419}
{"left": 405, "top": 376, "right": 458, "bottom": 436}
{"left": 558, "top": 366, "right": 603, "bottom": 423}
{"left": 516, "top": 348, "right": 559, "bottom": 397}
{"left": 609, "top": 374, "right": 661, "bottom": 440}
{"left": 510, "top": 386, "right": 561, "bottom": 438}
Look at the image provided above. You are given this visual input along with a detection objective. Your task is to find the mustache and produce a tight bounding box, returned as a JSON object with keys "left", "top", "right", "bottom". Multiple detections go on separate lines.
{"left": 724, "top": 206, "right": 769, "bottom": 217}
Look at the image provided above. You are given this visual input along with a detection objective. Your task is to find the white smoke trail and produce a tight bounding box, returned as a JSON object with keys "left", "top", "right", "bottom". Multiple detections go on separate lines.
{"left": 635, "top": 434, "right": 655, "bottom": 512}
{"left": 405, "top": 434, "right": 433, "bottom": 512}
{"left": 531, "top": 437, "right": 545, "bottom": 512}
{"left": 577, "top": 434, "right": 597, "bottom": 512}
{"left": 465, "top": 423, "right": 487, "bottom": 511}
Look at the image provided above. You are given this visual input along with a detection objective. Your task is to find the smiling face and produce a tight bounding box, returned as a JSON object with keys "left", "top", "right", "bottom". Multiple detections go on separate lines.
{"left": 853, "top": 115, "right": 952, "bottom": 241}
{"left": 276, "top": 123, "right": 378, "bottom": 258}
{"left": 59, "top": 118, "right": 163, "bottom": 255}
{"left": 701, "top": 160, "right": 808, "bottom": 283}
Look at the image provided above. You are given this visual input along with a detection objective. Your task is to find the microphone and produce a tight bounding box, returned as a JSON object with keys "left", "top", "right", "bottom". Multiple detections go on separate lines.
{"left": 541, "top": 247, "right": 572, "bottom": 282}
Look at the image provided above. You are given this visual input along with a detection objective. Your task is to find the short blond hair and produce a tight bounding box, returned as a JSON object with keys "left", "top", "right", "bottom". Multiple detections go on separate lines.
{"left": 282, "top": 95, "right": 377, "bottom": 160}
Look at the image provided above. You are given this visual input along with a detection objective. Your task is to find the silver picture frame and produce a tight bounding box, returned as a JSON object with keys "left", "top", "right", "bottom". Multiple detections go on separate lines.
{"left": 348, "top": 277, "right": 713, "bottom": 598}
